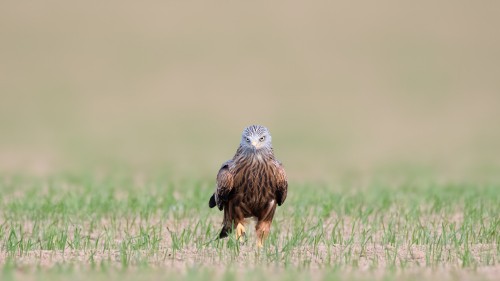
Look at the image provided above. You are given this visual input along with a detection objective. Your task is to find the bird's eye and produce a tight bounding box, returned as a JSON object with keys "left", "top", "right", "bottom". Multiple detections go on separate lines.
{"left": 259, "top": 136, "right": 265, "bottom": 142}
{"left": 246, "top": 137, "right": 250, "bottom": 142}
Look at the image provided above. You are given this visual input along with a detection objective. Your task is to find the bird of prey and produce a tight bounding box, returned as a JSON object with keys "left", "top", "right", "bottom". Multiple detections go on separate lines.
{"left": 209, "top": 125, "right": 288, "bottom": 247}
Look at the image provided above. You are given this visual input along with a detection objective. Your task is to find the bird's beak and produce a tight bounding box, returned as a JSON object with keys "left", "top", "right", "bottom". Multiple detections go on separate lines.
{"left": 251, "top": 141, "right": 258, "bottom": 147}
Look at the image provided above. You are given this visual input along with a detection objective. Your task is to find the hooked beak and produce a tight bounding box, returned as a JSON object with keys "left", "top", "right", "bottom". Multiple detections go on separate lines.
{"left": 251, "top": 141, "right": 258, "bottom": 147}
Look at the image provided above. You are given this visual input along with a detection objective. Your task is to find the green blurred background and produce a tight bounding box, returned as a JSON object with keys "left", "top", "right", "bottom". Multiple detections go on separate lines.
{"left": 1, "top": 1, "right": 499, "bottom": 182}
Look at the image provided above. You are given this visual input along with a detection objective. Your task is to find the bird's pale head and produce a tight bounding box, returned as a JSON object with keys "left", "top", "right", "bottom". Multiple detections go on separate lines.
{"left": 240, "top": 125, "right": 273, "bottom": 152}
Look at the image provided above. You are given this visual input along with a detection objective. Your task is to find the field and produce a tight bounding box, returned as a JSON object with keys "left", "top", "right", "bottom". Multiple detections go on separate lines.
{"left": 1, "top": 174, "right": 499, "bottom": 281}
{"left": 1, "top": 1, "right": 500, "bottom": 280}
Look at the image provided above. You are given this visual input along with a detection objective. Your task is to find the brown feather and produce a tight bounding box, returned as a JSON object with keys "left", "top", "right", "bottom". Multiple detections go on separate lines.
{"left": 214, "top": 161, "right": 234, "bottom": 210}
{"left": 210, "top": 143, "right": 288, "bottom": 241}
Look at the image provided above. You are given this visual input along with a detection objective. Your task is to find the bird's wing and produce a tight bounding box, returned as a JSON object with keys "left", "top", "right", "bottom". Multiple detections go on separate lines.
{"left": 273, "top": 160, "right": 288, "bottom": 206}
{"left": 214, "top": 160, "right": 234, "bottom": 210}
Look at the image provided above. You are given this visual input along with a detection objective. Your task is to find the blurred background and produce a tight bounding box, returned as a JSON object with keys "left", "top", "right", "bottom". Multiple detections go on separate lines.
{"left": 1, "top": 1, "right": 499, "bottom": 182}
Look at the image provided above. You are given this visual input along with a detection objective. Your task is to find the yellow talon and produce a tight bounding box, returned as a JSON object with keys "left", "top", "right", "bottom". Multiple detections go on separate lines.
{"left": 236, "top": 223, "right": 245, "bottom": 241}
{"left": 256, "top": 237, "right": 264, "bottom": 248}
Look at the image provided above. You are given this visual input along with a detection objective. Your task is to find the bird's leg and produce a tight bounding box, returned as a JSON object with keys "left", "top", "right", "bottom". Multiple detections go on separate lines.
{"left": 235, "top": 222, "right": 246, "bottom": 241}
{"left": 233, "top": 206, "right": 246, "bottom": 242}
{"left": 255, "top": 221, "right": 271, "bottom": 248}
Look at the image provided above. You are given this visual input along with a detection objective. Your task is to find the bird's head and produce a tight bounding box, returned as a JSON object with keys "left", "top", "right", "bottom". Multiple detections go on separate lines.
{"left": 240, "top": 125, "right": 272, "bottom": 152}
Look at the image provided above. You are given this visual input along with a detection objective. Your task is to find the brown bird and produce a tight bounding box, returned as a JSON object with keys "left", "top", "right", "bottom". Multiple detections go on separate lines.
{"left": 209, "top": 125, "right": 288, "bottom": 247}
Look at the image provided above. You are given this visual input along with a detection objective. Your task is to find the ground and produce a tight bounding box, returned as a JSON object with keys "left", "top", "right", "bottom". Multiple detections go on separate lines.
{"left": 0, "top": 175, "right": 498, "bottom": 281}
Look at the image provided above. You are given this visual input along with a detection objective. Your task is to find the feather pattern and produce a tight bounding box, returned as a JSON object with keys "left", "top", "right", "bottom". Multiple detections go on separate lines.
{"left": 208, "top": 125, "right": 287, "bottom": 244}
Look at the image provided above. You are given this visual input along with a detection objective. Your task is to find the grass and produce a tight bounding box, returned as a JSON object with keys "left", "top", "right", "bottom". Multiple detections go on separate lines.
{"left": 0, "top": 173, "right": 498, "bottom": 280}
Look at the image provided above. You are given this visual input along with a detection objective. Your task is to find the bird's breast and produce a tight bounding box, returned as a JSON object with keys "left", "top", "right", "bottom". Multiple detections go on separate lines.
{"left": 233, "top": 159, "right": 277, "bottom": 196}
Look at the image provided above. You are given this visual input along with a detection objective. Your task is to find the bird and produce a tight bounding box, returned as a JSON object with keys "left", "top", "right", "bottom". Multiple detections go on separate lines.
{"left": 208, "top": 125, "right": 288, "bottom": 247}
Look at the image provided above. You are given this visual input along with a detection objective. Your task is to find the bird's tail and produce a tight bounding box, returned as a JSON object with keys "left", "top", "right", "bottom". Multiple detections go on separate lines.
{"left": 218, "top": 225, "right": 230, "bottom": 239}
{"left": 218, "top": 206, "right": 234, "bottom": 239}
